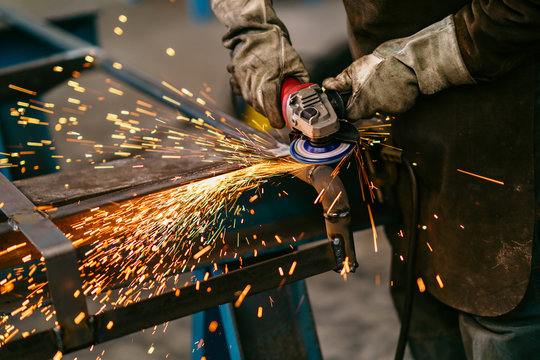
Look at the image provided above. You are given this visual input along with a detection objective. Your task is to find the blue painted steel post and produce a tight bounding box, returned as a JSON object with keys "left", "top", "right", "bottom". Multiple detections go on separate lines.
{"left": 232, "top": 279, "right": 323, "bottom": 360}
{"left": 289, "top": 280, "right": 323, "bottom": 360}
{"left": 191, "top": 268, "right": 243, "bottom": 360}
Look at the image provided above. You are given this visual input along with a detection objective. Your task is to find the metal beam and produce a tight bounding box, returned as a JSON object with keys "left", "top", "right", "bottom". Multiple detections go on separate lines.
{"left": 1, "top": 240, "right": 336, "bottom": 359}
{"left": 0, "top": 173, "right": 92, "bottom": 351}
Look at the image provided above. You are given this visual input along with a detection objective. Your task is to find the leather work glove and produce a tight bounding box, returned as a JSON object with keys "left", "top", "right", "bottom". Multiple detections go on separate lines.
{"left": 323, "top": 15, "right": 475, "bottom": 120}
{"left": 211, "top": 0, "right": 309, "bottom": 128}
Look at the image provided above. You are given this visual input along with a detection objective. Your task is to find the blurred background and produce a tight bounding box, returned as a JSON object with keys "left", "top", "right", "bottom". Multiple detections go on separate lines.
{"left": 0, "top": 0, "right": 406, "bottom": 359}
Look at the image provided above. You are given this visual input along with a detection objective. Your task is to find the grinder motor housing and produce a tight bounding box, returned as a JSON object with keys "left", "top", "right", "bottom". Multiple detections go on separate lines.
{"left": 281, "top": 78, "right": 341, "bottom": 143}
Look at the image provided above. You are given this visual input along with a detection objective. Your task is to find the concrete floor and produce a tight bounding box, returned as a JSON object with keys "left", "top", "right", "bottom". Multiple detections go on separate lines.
{"left": 1, "top": 0, "right": 411, "bottom": 358}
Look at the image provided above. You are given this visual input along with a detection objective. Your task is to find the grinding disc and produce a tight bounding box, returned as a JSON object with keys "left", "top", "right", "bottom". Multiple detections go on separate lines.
{"left": 289, "top": 138, "right": 354, "bottom": 164}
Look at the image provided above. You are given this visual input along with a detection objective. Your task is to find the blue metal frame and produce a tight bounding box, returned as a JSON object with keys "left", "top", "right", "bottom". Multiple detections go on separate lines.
{"left": 192, "top": 264, "right": 323, "bottom": 359}
{"left": 192, "top": 268, "right": 243, "bottom": 360}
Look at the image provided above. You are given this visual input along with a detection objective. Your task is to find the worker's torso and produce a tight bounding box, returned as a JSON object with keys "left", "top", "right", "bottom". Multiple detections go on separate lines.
{"left": 342, "top": 0, "right": 467, "bottom": 57}
{"left": 343, "top": 0, "right": 537, "bottom": 316}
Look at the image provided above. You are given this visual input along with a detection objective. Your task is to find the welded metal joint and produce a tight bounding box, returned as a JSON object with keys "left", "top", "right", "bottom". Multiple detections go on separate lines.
{"left": 324, "top": 209, "right": 350, "bottom": 219}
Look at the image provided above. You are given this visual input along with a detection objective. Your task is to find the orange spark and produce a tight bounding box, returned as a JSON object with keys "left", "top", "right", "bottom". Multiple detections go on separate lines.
{"left": 208, "top": 321, "right": 218, "bottom": 333}
{"left": 29, "top": 105, "right": 54, "bottom": 114}
{"left": 161, "top": 81, "right": 184, "bottom": 97}
{"left": 457, "top": 169, "right": 504, "bottom": 185}
{"left": 108, "top": 87, "right": 124, "bottom": 96}
{"left": 8, "top": 84, "right": 36, "bottom": 95}
{"left": 367, "top": 204, "right": 378, "bottom": 253}
{"left": 314, "top": 188, "right": 326, "bottom": 204}
{"left": 162, "top": 95, "right": 180, "bottom": 106}
{"left": 234, "top": 285, "right": 251, "bottom": 308}
{"left": 435, "top": 274, "right": 444, "bottom": 288}
{"left": 288, "top": 261, "right": 297, "bottom": 276}
{"left": 74, "top": 312, "right": 86, "bottom": 325}
{"left": 326, "top": 191, "right": 342, "bottom": 214}
{"left": 417, "top": 278, "right": 426, "bottom": 292}
{"left": 193, "top": 245, "right": 212, "bottom": 260}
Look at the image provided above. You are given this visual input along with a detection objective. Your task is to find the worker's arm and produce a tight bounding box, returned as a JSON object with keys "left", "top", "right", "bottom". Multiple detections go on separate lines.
{"left": 323, "top": 0, "right": 540, "bottom": 121}
{"left": 455, "top": 0, "right": 540, "bottom": 81}
{"left": 211, "top": 0, "right": 309, "bottom": 128}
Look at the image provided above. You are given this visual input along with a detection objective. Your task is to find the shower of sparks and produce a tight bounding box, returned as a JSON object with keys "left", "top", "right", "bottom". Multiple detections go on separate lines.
{"left": 0, "top": 70, "right": 392, "bottom": 347}
{"left": 0, "top": 159, "right": 307, "bottom": 344}
{"left": 1, "top": 68, "right": 305, "bottom": 343}
{"left": 3, "top": 73, "right": 286, "bottom": 177}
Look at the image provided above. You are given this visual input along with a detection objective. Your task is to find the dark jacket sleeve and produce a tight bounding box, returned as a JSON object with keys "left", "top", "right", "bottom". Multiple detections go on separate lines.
{"left": 454, "top": 0, "right": 540, "bottom": 81}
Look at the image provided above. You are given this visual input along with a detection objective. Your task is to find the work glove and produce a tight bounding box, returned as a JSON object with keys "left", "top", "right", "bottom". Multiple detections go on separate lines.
{"left": 323, "top": 15, "right": 475, "bottom": 120}
{"left": 211, "top": 0, "right": 310, "bottom": 128}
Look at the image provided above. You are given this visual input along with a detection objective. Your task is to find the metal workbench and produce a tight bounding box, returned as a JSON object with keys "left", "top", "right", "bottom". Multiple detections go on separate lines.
{"left": 0, "top": 6, "right": 397, "bottom": 359}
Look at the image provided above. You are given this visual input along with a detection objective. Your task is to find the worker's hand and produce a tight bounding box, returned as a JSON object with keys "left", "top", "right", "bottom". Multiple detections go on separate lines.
{"left": 323, "top": 15, "right": 475, "bottom": 121}
{"left": 226, "top": 33, "right": 309, "bottom": 129}
{"left": 212, "top": 0, "right": 309, "bottom": 129}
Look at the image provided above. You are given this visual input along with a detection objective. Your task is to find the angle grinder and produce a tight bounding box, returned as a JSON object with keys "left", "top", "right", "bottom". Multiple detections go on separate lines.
{"left": 281, "top": 78, "right": 359, "bottom": 164}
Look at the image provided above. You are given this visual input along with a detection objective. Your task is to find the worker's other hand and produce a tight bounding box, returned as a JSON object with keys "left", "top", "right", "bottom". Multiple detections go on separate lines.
{"left": 323, "top": 15, "right": 475, "bottom": 121}
{"left": 211, "top": 0, "right": 309, "bottom": 129}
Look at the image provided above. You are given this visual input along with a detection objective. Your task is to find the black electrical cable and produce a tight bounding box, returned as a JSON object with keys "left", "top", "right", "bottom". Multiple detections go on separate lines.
{"left": 394, "top": 158, "right": 420, "bottom": 360}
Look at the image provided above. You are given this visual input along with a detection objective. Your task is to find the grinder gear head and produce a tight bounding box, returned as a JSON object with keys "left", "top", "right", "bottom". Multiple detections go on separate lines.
{"left": 281, "top": 78, "right": 357, "bottom": 164}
